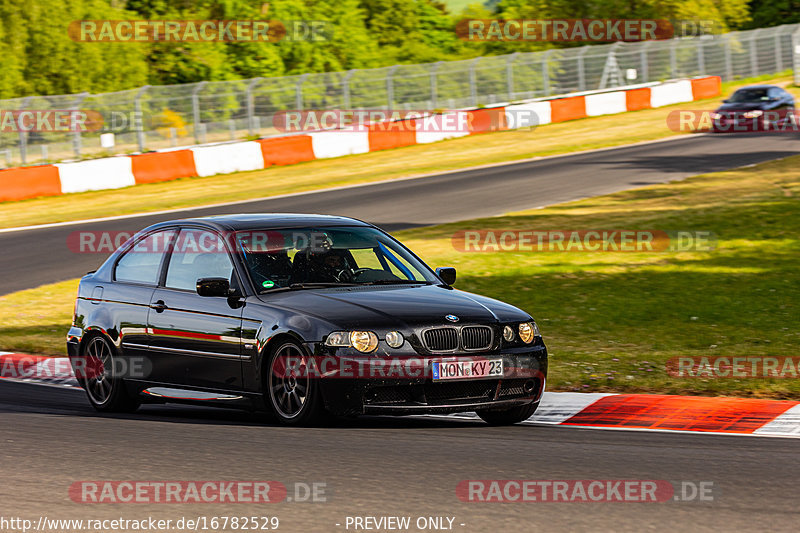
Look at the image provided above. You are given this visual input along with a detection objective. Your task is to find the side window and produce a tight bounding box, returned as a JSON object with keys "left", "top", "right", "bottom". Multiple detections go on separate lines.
{"left": 114, "top": 230, "right": 176, "bottom": 285}
{"left": 165, "top": 229, "right": 234, "bottom": 291}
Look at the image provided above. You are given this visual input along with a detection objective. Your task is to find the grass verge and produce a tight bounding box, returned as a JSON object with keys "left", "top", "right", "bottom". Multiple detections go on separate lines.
{"left": 1, "top": 154, "right": 797, "bottom": 398}
{"left": 1, "top": 74, "right": 797, "bottom": 230}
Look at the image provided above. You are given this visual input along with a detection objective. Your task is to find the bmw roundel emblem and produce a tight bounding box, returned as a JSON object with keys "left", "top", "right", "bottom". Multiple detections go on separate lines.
{"left": 445, "top": 314, "right": 459, "bottom": 323}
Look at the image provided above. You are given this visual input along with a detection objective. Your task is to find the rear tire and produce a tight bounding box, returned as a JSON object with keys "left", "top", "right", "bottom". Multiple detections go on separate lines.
{"left": 265, "top": 340, "right": 326, "bottom": 426}
{"left": 79, "top": 336, "right": 140, "bottom": 413}
{"left": 476, "top": 401, "right": 539, "bottom": 426}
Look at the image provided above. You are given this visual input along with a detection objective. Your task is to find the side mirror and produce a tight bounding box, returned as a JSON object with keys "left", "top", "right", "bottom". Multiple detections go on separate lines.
{"left": 722, "top": 99, "right": 729, "bottom": 103}
{"left": 435, "top": 267, "right": 457, "bottom": 286}
{"left": 196, "top": 277, "right": 231, "bottom": 297}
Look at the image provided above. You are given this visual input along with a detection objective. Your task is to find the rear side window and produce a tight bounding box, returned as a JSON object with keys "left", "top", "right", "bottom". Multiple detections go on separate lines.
{"left": 114, "top": 230, "right": 176, "bottom": 285}
{"left": 165, "top": 229, "right": 235, "bottom": 291}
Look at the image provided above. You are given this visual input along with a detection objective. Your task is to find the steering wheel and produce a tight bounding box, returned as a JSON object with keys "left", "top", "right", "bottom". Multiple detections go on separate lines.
{"left": 348, "top": 268, "right": 372, "bottom": 281}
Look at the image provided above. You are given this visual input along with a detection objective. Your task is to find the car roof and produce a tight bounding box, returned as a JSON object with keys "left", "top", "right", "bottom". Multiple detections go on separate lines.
{"left": 734, "top": 85, "right": 781, "bottom": 90}
{"left": 154, "top": 213, "right": 373, "bottom": 232}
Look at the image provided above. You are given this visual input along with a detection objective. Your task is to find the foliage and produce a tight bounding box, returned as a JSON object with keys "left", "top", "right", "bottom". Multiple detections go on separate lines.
{"left": 0, "top": 0, "right": 760, "bottom": 99}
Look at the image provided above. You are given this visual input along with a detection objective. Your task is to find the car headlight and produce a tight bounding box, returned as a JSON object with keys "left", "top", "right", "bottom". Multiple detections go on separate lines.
{"left": 518, "top": 322, "right": 538, "bottom": 344}
{"left": 350, "top": 331, "right": 379, "bottom": 353}
{"left": 324, "top": 330, "right": 379, "bottom": 353}
{"left": 385, "top": 331, "right": 404, "bottom": 348}
{"left": 743, "top": 110, "right": 763, "bottom": 119}
{"left": 503, "top": 325, "right": 515, "bottom": 342}
{"left": 325, "top": 331, "right": 351, "bottom": 347}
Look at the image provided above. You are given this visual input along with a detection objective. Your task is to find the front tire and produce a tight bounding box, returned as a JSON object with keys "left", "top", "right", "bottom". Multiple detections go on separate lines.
{"left": 266, "top": 340, "right": 325, "bottom": 426}
{"left": 476, "top": 401, "right": 539, "bottom": 426}
{"left": 78, "top": 336, "right": 140, "bottom": 413}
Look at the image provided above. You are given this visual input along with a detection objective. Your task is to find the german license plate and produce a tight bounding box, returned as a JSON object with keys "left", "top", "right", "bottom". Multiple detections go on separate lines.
{"left": 432, "top": 359, "right": 503, "bottom": 381}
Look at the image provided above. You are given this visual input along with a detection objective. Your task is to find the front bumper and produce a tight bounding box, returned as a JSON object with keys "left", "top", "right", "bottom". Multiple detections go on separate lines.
{"left": 315, "top": 341, "right": 548, "bottom": 416}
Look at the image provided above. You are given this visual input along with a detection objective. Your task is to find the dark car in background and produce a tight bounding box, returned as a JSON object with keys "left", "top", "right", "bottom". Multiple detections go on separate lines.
{"left": 67, "top": 214, "right": 547, "bottom": 426}
{"left": 711, "top": 85, "right": 795, "bottom": 131}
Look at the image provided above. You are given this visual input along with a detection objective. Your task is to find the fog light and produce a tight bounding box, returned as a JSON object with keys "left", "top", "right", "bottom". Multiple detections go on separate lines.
{"left": 519, "top": 322, "right": 536, "bottom": 344}
{"left": 743, "top": 110, "right": 763, "bottom": 119}
{"left": 350, "top": 331, "right": 379, "bottom": 353}
{"left": 503, "top": 325, "right": 515, "bottom": 342}
{"left": 385, "top": 331, "right": 404, "bottom": 348}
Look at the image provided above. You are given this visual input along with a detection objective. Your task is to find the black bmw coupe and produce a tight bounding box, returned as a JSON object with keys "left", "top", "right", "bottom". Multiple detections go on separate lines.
{"left": 67, "top": 214, "right": 547, "bottom": 425}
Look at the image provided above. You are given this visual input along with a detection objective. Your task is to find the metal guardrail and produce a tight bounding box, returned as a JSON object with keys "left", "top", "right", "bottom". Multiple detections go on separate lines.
{"left": 1, "top": 23, "right": 798, "bottom": 168}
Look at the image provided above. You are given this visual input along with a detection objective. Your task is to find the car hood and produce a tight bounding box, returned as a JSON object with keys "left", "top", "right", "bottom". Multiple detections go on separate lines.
{"left": 716, "top": 102, "right": 768, "bottom": 112}
{"left": 258, "top": 284, "right": 531, "bottom": 329}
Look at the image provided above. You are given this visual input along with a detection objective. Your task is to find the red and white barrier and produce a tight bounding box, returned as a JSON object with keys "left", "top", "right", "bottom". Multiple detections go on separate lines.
{"left": 190, "top": 141, "right": 265, "bottom": 177}
{"left": 585, "top": 90, "right": 628, "bottom": 116}
{"left": 56, "top": 157, "right": 136, "bottom": 194}
{"left": 310, "top": 131, "right": 370, "bottom": 158}
{"left": 0, "top": 76, "right": 721, "bottom": 203}
{"left": 650, "top": 79, "right": 695, "bottom": 108}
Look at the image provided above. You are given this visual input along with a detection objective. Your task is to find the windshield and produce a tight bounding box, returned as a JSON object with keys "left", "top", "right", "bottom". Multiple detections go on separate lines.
{"left": 236, "top": 226, "right": 439, "bottom": 293}
{"left": 728, "top": 88, "right": 769, "bottom": 103}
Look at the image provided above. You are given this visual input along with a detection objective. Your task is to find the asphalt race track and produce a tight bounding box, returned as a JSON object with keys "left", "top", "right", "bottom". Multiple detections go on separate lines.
{"left": 1, "top": 132, "right": 799, "bottom": 532}
{"left": 0, "top": 380, "right": 798, "bottom": 531}
{"left": 0, "top": 132, "right": 798, "bottom": 295}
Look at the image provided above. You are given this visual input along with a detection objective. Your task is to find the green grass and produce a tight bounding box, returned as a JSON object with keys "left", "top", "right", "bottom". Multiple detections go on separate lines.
{"left": 1, "top": 74, "right": 797, "bottom": 230}
{"left": 2, "top": 155, "right": 798, "bottom": 398}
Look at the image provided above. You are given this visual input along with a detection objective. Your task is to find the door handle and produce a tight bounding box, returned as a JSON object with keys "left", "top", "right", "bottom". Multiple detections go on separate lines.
{"left": 151, "top": 300, "right": 168, "bottom": 312}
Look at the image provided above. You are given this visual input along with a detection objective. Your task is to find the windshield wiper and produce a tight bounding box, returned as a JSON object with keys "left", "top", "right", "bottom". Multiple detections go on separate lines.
{"left": 360, "top": 280, "right": 433, "bottom": 285}
{"left": 261, "top": 282, "right": 359, "bottom": 294}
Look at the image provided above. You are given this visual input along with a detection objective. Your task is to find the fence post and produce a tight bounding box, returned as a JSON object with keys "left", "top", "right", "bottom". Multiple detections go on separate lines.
{"left": 750, "top": 29, "right": 761, "bottom": 77}
{"left": 386, "top": 65, "right": 399, "bottom": 108}
{"left": 246, "top": 77, "right": 261, "bottom": 137}
{"left": 697, "top": 39, "right": 705, "bottom": 75}
{"left": 72, "top": 92, "right": 89, "bottom": 159}
{"left": 17, "top": 97, "right": 31, "bottom": 165}
{"left": 670, "top": 40, "right": 677, "bottom": 78}
{"left": 469, "top": 58, "right": 479, "bottom": 106}
{"left": 793, "top": 28, "right": 800, "bottom": 86}
{"left": 134, "top": 85, "right": 149, "bottom": 152}
{"left": 640, "top": 41, "right": 650, "bottom": 82}
{"left": 191, "top": 82, "right": 206, "bottom": 144}
{"left": 342, "top": 69, "right": 356, "bottom": 108}
{"left": 430, "top": 61, "right": 442, "bottom": 108}
{"left": 295, "top": 74, "right": 309, "bottom": 110}
{"left": 724, "top": 34, "right": 734, "bottom": 81}
{"left": 506, "top": 52, "right": 518, "bottom": 101}
{"left": 775, "top": 30, "right": 783, "bottom": 72}
{"left": 541, "top": 50, "right": 552, "bottom": 96}
{"left": 577, "top": 47, "right": 588, "bottom": 91}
